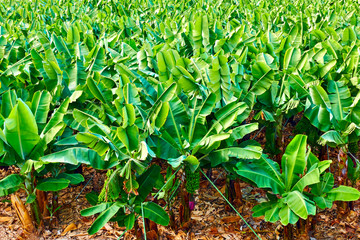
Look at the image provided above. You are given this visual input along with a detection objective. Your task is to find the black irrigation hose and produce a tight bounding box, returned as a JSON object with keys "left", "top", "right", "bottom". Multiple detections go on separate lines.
{"left": 64, "top": 175, "right": 94, "bottom": 206}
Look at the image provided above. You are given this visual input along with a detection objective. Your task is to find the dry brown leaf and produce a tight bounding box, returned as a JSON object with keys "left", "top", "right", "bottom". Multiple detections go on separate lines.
{"left": 221, "top": 216, "right": 241, "bottom": 224}
{"left": 203, "top": 193, "right": 218, "bottom": 200}
{"left": 10, "top": 194, "right": 34, "bottom": 233}
{"left": 209, "top": 227, "right": 218, "bottom": 234}
{"left": 146, "top": 230, "right": 158, "bottom": 240}
{"left": 253, "top": 215, "right": 265, "bottom": 222}
{"left": 0, "top": 216, "right": 12, "bottom": 222}
{"left": 214, "top": 185, "right": 226, "bottom": 196}
{"left": 191, "top": 216, "right": 202, "bottom": 221}
{"left": 61, "top": 223, "right": 77, "bottom": 236}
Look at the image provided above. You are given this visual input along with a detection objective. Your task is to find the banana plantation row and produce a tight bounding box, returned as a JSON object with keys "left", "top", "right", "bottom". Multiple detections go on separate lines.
{"left": 0, "top": 0, "right": 360, "bottom": 239}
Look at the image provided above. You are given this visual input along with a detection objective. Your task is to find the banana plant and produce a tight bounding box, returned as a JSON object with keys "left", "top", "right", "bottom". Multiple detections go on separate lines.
{"left": 254, "top": 74, "right": 303, "bottom": 157}
{"left": 305, "top": 81, "right": 360, "bottom": 184}
{"left": 234, "top": 135, "right": 359, "bottom": 230}
{"left": 252, "top": 40, "right": 308, "bottom": 158}
{"left": 73, "top": 92, "right": 172, "bottom": 234}
{"left": 147, "top": 89, "right": 262, "bottom": 223}
{"left": 306, "top": 152, "right": 360, "bottom": 210}
{"left": 73, "top": 105, "right": 148, "bottom": 194}
{"left": 80, "top": 165, "right": 169, "bottom": 235}
{"left": 0, "top": 91, "right": 97, "bottom": 225}
{"left": 73, "top": 76, "right": 179, "bottom": 193}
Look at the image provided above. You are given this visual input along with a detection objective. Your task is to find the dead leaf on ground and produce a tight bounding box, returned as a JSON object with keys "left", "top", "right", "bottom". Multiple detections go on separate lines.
{"left": 0, "top": 216, "right": 12, "bottom": 222}
{"left": 61, "top": 223, "right": 77, "bottom": 236}
{"left": 221, "top": 216, "right": 241, "bottom": 223}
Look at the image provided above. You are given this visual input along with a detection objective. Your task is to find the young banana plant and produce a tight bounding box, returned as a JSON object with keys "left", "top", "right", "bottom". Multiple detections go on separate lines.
{"left": 234, "top": 135, "right": 359, "bottom": 227}
{"left": 73, "top": 103, "right": 149, "bottom": 192}
{"left": 80, "top": 164, "right": 169, "bottom": 235}
{"left": 73, "top": 81, "right": 176, "bottom": 234}
{"left": 74, "top": 99, "right": 172, "bottom": 234}
{"left": 0, "top": 90, "right": 91, "bottom": 225}
{"left": 306, "top": 152, "right": 360, "bottom": 209}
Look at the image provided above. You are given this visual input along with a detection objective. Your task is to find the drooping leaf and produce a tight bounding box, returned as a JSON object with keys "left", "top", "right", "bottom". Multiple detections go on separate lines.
{"left": 136, "top": 165, "right": 161, "bottom": 203}
{"left": 0, "top": 174, "right": 23, "bottom": 191}
{"left": 285, "top": 191, "right": 316, "bottom": 219}
{"left": 36, "top": 178, "right": 70, "bottom": 191}
{"left": 41, "top": 148, "right": 116, "bottom": 170}
{"left": 327, "top": 186, "right": 360, "bottom": 201}
{"left": 279, "top": 205, "right": 299, "bottom": 225}
{"left": 135, "top": 202, "right": 169, "bottom": 226}
{"left": 57, "top": 173, "right": 84, "bottom": 185}
{"left": 210, "top": 145, "right": 262, "bottom": 166}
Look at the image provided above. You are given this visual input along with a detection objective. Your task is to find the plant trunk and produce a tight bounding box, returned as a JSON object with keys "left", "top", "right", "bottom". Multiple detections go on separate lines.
{"left": 36, "top": 190, "right": 49, "bottom": 219}
{"left": 337, "top": 146, "right": 347, "bottom": 185}
{"left": 297, "top": 218, "right": 309, "bottom": 235}
{"left": 275, "top": 115, "right": 284, "bottom": 164}
{"left": 48, "top": 191, "right": 60, "bottom": 228}
{"left": 349, "top": 200, "right": 354, "bottom": 211}
{"left": 339, "top": 146, "right": 350, "bottom": 213}
{"left": 226, "top": 178, "right": 242, "bottom": 208}
{"left": 283, "top": 224, "right": 293, "bottom": 240}
{"left": 310, "top": 215, "right": 316, "bottom": 234}
{"left": 179, "top": 184, "right": 190, "bottom": 226}
{"left": 320, "top": 145, "right": 328, "bottom": 161}
{"left": 342, "top": 145, "right": 348, "bottom": 186}
{"left": 340, "top": 201, "right": 349, "bottom": 213}
{"left": 298, "top": 218, "right": 304, "bottom": 235}
{"left": 30, "top": 200, "right": 42, "bottom": 226}
{"left": 24, "top": 172, "right": 41, "bottom": 225}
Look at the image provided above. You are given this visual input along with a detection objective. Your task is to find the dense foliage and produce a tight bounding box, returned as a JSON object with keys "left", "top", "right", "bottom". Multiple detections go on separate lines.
{"left": 1, "top": 0, "right": 360, "bottom": 238}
